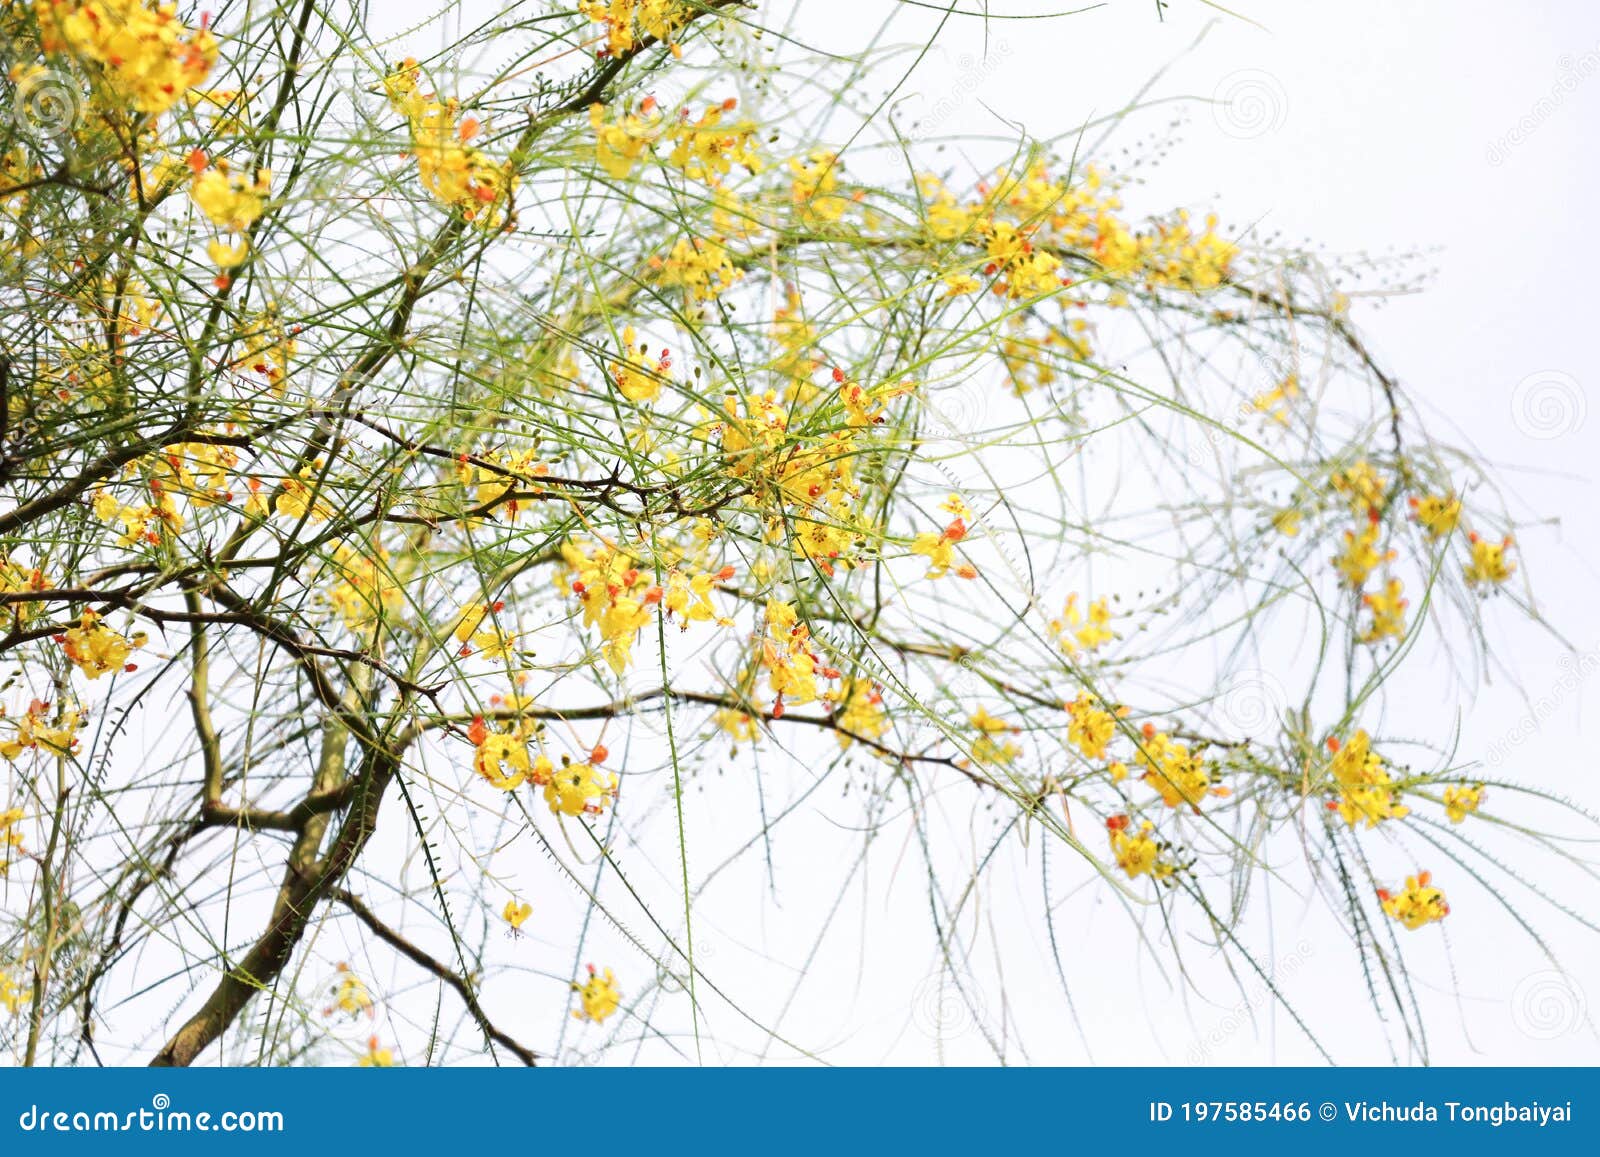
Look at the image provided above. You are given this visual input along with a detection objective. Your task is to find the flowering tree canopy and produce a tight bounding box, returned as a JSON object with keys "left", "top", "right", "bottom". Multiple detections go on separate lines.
{"left": 0, "top": 1, "right": 1589, "bottom": 1066}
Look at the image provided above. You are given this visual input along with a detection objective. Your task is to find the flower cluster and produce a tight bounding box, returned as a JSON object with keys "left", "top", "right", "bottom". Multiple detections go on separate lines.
{"left": 0, "top": 700, "right": 80, "bottom": 763}
{"left": 326, "top": 545, "right": 404, "bottom": 634}
{"left": 1442, "top": 783, "right": 1484, "bottom": 823}
{"left": 188, "top": 151, "right": 270, "bottom": 269}
{"left": 578, "top": 0, "right": 698, "bottom": 58}
{"left": 571, "top": 964, "right": 621, "bottom": 1022}
{"left": 718, "top": 388, "right": 876, "bottom": 576}
{"left": 1378, "top": 870, "right": 1449, "bottom": 930}
{"left": 1105, "top": 814, "right": 1175, "bottom": 882}
{"left": 322, "top": 964, "right": 375, "bottom": 1020}
{"left": 468, "top": 716, "right": 619, "bottom": 817}
{"left": 1136, "top": 723, "right": 1225, "bottom": 811}
{"left": 58, "top": 610, "right": 144, "bottom": 679}
{"left": 385, "top": 59, "right": 513, "bottom": 226}
{"left": 35, "top": 0, "right": 218, "bottom": 117}
{"left": 1324, "top": 730, "right": 1409, "bottom": 829}
{"left": 1052, "top": 593, "right": 1114, "bottom": 655}
{"left": 967, "top": 706, "right": 1021, "bottom": 766}
{"left": 1, "top": 807, "right": 24, "bottom": 876}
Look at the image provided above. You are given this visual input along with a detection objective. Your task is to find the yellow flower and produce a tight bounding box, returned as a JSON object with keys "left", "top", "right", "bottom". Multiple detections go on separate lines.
{"left": 588, "top": 99, "right": 662, "bottom": 178}
{"left": 1066, "top": 693, "right": 1120, "bottom": 761}
{"left": 232, "top": 308, "right": 295, "bottom": 393}
{"left": 968, "top": 706, "right": 1020, "bottom": 766}
{"left": 275, "top": 466, "right": 334, "bottom": 522}
{"left": 387, "top": 60, "right": 515, "bottom": 225}
{"left": 36, "top": 0, "right": 219, "bottom": 117}
{"left": 323, "top": 964, "right": 374, "bottom": 1020}
{"left": 327, "top": 545, "right": 404, "bottom": 633}
{"left": 0, "top": 558, "right": 49, "bottom": 628}
{"left": 1330, "top": 459, "right": 1386, "bottom": 515}
{"left": 941, "top": 272, "right": 982, "bottom": 297}
{"left": 982, "top": 220, "right": 1062, "bottom": 299}
{"left": 1052, "top": 593, "right": 1114, "bottom": 654}
{"left": 0, "top": 700, "right": 82, "bottom": 762}
{"left": 1464, "top": 533, "right": 1515, "bottom": 587}
{"left": 206, "top": 236, "right": 249, "bottom": 268}
{"left": 472, "top": 728, "right": 534, "bottom": 790}
{"left": 1325, "top": 730, "right": 1409, "bottom": 829}
{"left": 655, "top": 235, "right": 742, "bottom": 302}
{"left": 578, "top": 0, "right": 698, "bottom": 57}
{"left": 571, "top": 964, "right": 622, "bottom": 1023}
{"left": 1271, "top": 507, "right": 1303, "bottom": 537}
{"left": 1251, "top": 374, "right": 1299, "bottom": 425}
{"left": 1409, "top": 493, "right": 1461, "bottom": 539}
{"left": 1359, "top": 577, "right": 1408, "bottom": 644}
{"left": 502, "top": 899, "right": 532, "bottom": 930}
{"left": 1106, "top": 815, "right": 1172, "bottom": 881}
{"left": 1135, "top": 724, "right": 1224, "bottom": 811}
{"left": 543, "top": 759, "right": 618, "bottom": 817}
{"left": 832, "top": 679, "right": 887, "bottom": 749}
{"left": 1332, "top": 519, "right": 1393, "bottom": 588}
{"left": 60, "top": 610, "right": 142, "bottom": 679}
{"left": 358, "top": 1036, "right": 395, "bottom": 1066}
{"left": 190, "top": 160, "right": 270, "bottom": 232}
{"left": 789, "top": 150, "right": 848, "bottom": 224}
{"left": 606, "top": 327, "right": 672, "bottom": 403}
{"left": 1, "top": 807, "right": 24, "bottom": 875}
{"left": 666, "top": 98, "right": 763, "bottom": 181}
{"left": 662, "top": 567, "right": 734, "bottom": 629}
{"left": 1, "top": 968, "right": 30, "bottom": 1016}
{"left": 910, "top": 511, "right": 976, "bottom": 580}
{"left": 1378, "top": 871, "right": 1449, "bottom": 930}
{"left": 1442, "top": 783, "right": 1484, "bottom": 824}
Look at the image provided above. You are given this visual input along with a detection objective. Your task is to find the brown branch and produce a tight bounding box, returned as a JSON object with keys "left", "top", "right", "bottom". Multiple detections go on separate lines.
{"left": 329, "top": 888, "right": 538, "bottom": 1066}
